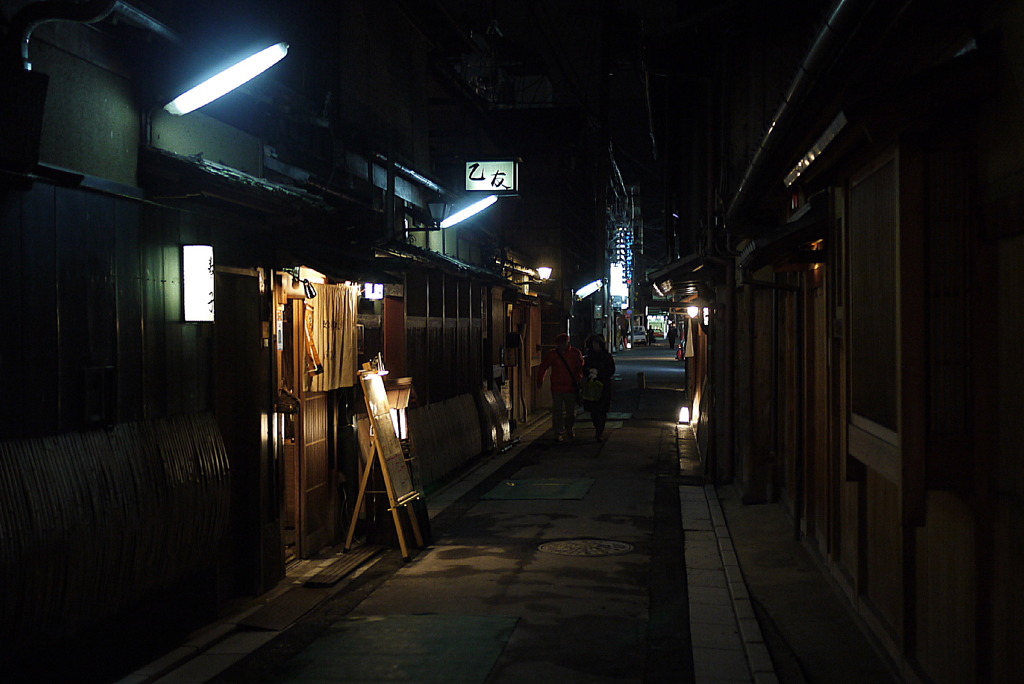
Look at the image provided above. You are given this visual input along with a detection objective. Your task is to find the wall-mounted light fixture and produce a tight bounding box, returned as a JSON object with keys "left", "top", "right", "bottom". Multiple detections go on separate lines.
{"left": 165, "top": 42, "right": 289, "bottom": 115}
{"left": 427, "top": 201, "right": 450, "bottom": 229}
{"left": 678, "top": 406, "right": 691, "bottom": 425}
{"left": 686, "top": 305, "right": 700, "bottom": 318}
{"left": 182, "top": 244, "right": 215, "bottom": 322}
{"left": 536, "top": 266, "right": 552, "bottom": 280}
{"left": 575, "top": 279, "right": 603, "bottom": 299}
{"left": 785, "top": 111, "right": 847, "bottom": 187}
{"left": 439, "top": 194, "right": 497, "bottom": 228}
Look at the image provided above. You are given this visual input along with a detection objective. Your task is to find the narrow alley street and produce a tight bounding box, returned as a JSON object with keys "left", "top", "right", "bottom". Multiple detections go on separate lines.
{"left": 107, "top": 345, "right": 898, "bottom": 684}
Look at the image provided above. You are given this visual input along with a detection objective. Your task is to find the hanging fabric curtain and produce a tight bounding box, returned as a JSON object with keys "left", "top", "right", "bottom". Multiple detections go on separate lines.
{"left": 685, "top": 318, "right": 697, "bottom": 358}
{"left": 308, "top": 282, "right": 360, "bottom": 391}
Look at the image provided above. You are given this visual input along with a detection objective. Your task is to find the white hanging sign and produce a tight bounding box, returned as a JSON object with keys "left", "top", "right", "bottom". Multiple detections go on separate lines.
{"left": 182, "top": 245, "right": 215, "bottom": 322}
{"left": 466, "top": 160, "right": 517, "bottom": 192}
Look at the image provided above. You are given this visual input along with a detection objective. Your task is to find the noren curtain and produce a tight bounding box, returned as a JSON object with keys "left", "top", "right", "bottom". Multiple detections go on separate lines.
{"left": 308, "top": 282, "right": 360, "bottom": 390}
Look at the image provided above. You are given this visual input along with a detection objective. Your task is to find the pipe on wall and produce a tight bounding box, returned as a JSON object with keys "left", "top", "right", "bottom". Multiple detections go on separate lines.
{"left": 5, "top": 0, "right": 179, "bottom": 71}
{"left": 111, "top": 1, "right": 180, "bottom": 45}
{"left": 725, "top": 0, "right": 886, "bottom": 227}
{"left": 741, "top": 277, "right": 804, "bottom": 538}
{"left": 6, "top": 0, "right": 118, "bottom": 71}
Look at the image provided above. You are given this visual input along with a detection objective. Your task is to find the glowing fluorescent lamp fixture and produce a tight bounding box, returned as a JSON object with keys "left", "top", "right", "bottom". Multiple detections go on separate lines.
{"left": 536, "top": 266, "right": 552, "bottom": 280}
{"left": 439, "top": 194, "right": 497, "bottom": 228}
{"left": 165, "top": 42, "right": 289, "bottom": 116}
{"left": 575, "top": 279, "right": 603, "bottom": 299}
{"left": 183, "top": 245, "right": 215, "bottom": 322}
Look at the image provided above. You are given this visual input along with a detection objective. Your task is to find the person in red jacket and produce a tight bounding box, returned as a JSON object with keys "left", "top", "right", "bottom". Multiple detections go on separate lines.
{"left": 536, "top": 332, "right": 584, "bottom": 441}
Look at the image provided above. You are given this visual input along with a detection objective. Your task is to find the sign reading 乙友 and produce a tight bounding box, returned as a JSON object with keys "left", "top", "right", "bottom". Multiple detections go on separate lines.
{"left": 466, "top": 160, "right": 517, "bottom": 192}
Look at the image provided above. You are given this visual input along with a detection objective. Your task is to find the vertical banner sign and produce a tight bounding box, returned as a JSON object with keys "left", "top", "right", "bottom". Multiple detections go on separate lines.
{"left": 183, "top": 245, "right": 215, "bottom": 322}
{"left": 466, "top": 160, "right": 517, "bottom": 192}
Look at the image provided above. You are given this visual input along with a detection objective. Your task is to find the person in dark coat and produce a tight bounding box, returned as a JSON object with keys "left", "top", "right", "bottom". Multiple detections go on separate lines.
{"left": 582, "top": 333, "right": 616, "bottom": 442}
{"left": 667, "top": 323, "right": 677, "bottom": 349}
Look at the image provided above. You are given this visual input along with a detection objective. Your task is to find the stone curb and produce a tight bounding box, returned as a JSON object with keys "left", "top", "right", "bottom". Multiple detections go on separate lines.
{"left": 703, "top": 485, "right": 779, "bottom": 684}
{"left": 678, "top": 423, "right": 779, "bottom": 684}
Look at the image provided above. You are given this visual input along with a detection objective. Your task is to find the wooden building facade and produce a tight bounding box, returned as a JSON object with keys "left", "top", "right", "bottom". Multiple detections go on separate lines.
{"left": 654, "top": 1, "right": 1024, "bottom": 681}
{"left": 0, "top": 0, "right": 570, "bottom": 669}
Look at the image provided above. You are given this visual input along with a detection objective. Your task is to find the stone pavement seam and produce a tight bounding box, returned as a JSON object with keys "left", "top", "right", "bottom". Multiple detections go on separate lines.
{"left": 704, "top": 484, "right": 779, "bottom": 684}
{"left": 678, "top": 424, "right": 778, "bottom": 684}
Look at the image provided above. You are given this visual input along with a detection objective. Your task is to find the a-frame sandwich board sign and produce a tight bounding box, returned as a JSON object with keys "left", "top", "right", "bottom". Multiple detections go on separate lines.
{"left": 344, "top": 368, "right": 423, "bottom": 560}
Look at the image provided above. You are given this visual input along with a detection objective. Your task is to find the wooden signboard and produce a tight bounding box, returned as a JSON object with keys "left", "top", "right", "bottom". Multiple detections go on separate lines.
{"left": 344, "top": 369, "right": 422, "bottom": 560}
{"left": 362, "top": 371, "right": 416, "bottom": 503}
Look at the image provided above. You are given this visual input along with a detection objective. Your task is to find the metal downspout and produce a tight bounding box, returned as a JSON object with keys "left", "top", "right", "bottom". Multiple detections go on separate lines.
{"left": 110, "top": 2, "right": 180, "bottom": 45}
{"left": 6, "top": 1, "right": 179, "bottom": 72}
{"left": 725, "top": 0, "right": 877, "bottom": 226}
{"left": 7, "top": 0, "right": 118, "bottom": 71}
{"left": 698, "top": 255, "right": 735, "bottom": 486}
{"left": 742, "top": 277, "right": 804, "bottom": 536}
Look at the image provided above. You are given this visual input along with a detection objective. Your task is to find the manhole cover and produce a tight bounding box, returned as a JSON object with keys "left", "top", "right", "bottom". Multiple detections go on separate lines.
{"left": 537, "top": 539, "right": 634, "bottom": 557}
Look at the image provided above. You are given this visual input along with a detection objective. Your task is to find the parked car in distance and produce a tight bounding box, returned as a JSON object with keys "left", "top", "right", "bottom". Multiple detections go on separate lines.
{"left": 629, "top": 326, "right": 648, "bottom": 345}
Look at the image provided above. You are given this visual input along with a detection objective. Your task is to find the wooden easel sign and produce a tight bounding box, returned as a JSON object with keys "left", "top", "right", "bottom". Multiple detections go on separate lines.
{"left": 344, "top": 368, "right": 423, "bottom": 560}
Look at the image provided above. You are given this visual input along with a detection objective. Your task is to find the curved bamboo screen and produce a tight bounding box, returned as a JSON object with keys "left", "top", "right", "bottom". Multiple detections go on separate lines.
{"left": 0, "top": 412, "right": 230, "bottom": 652}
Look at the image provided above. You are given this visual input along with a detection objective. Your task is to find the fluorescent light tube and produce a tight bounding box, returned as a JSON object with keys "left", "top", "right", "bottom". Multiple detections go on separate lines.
{"left": 165, "top": 42, "right": 289, "bottom": 116}
{"left": 439, "top": 194, "right": 497, "bottom": 228}
{"left": 575, "top": 279, "right": 603, "bottom": 299}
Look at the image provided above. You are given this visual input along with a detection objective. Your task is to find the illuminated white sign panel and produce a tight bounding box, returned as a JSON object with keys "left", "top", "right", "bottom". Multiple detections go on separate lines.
{"left": 363, "top": 283, "right": 385, "bottom": 300}
{"left": 609, "top": 262, "right": 629, "bottom": 298}
{"left": 466, "top": 160, "right": 517, "bottom": 192}
{"left": 183, "top": 245, "right": 215, "bottom": 322}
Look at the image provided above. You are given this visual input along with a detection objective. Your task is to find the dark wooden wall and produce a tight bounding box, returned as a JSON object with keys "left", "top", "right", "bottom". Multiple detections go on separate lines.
{"left": 0, "top": 184, "right": 220, "bottom": 437}
{"left": 0, "top": 181, "right": 273, "bottom": 657}
{"left": 404, "top": 268, "right": 484, "bottom": 407}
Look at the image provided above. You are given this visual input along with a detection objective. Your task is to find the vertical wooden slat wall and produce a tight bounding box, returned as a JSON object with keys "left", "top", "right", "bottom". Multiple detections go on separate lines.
{"left": 0, "top": 183, "right": 234, "bottom": 654}
{"left": 407, "top": 392, "right": 492, "bottom": 492}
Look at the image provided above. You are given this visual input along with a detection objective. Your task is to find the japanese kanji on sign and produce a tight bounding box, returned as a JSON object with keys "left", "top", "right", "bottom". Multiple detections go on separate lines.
{"left": 465, "top": 160, "right": 518, "bottom": 192}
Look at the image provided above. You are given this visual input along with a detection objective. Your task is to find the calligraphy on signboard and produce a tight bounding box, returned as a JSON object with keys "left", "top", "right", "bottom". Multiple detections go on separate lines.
{"left": 465, "top": 160, "right": 517, "bottom": 192}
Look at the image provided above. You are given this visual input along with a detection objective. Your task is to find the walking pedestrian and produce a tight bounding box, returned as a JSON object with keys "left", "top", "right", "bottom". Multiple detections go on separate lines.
{"left": 536, "top": 332, "right": 584, "bottom": 441}
{"left": 667, "top": 323, "right": 677, "bottom": 349}
{"left": 582, "top": 333, "right": 615, "bottom": 442}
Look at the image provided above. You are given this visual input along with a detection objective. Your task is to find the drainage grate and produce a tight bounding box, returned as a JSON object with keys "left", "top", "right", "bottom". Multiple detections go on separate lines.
{"left": 537, "top": 539, "right": 634, "bottom": 557}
